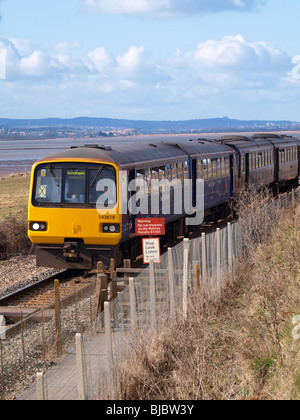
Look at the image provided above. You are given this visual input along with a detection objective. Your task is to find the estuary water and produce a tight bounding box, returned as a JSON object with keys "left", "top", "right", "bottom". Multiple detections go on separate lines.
{"left": 1, "top": 131, "right": 299, "bottom": 177}
{"left": 0, "top": 134, "right": 204, "bottom": 177}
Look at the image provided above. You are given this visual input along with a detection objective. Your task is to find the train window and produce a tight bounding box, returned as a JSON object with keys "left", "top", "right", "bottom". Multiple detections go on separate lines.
{"left": 197, "top": 160, "right": 203, "bottom": 179}
{"left": 65, "top": 169, "right": 86, "bottom": 204}
{"left": 145, "top": 168, "right": 151, "bottom": 191}
{"left": 159, "top": 166, "right": 165, "bottom": 180}
{"left": 170, "top": 163, "right": 176, "bottom": 180}
{"left": 202, "top": 159, "right": 208, "bottom": 180}
{"left": 137, "top": 169, "right": 145, "bottom": 178}
{"left": 152, "top": 168, "right": 159, "bottom": 180}
{"left": 241, "top": 156, "right": 245, "bottom": 173}
{"left": 211, "top": 159, "right": 217, "bottom": 178}
{"left": 183, "top": 161, "right": 189, "bottom": 179}
{"left": 177, "top": 162, "right": 184, "bottom": 182}
{"left": 34, "top": 166, "right": 62, "bottom": 204}
{"left": 89, "top": 166, "right": 117, "bottom": 207}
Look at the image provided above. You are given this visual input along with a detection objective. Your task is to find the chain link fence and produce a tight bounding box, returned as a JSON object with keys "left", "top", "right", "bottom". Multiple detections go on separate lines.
{"left": 0, "top": 188, "right": 298, "bottom": 400}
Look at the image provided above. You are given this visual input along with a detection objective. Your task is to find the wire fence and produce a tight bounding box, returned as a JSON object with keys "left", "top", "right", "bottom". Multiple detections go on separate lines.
{"left": 0, "top": 188, "right": 299, "bottom": 400}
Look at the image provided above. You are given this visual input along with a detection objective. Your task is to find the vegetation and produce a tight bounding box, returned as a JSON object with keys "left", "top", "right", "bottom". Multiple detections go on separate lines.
{"left": 117, "top": 189, "right": 300, "bottom": 400}
{"left": 0, "top": 173, "right": 32, "bottom": 259}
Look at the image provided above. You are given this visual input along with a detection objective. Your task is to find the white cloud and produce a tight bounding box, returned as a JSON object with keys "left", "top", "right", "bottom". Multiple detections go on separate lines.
{"left": 1, "top": 34, "right": 299, "bottom": 121}
{"left": 116, "top": 46, "right": 146, "bottom": 75}
{"left": 85, "top": 0, "right": 265, "bottom": 18}
{"left": 87, "top": 47, "right": 114, "bottom": 73}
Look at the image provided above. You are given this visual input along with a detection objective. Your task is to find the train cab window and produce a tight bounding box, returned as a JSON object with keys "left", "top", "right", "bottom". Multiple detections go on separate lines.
{"left": 34, "top": 166, "right": 62, "bottom": 204}
{"left": 65, "top": 169, "right": 86, "bottom": 204}
{"left": 89, "top": 166, "right": 117, "bottom": 207}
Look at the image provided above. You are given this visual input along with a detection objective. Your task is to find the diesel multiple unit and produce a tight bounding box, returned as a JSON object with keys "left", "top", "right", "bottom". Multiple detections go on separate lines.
{"left": 28, "top": 133, "right": 300, "bottom": 270}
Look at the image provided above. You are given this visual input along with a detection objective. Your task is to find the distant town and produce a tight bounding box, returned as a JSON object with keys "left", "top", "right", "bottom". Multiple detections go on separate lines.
{"left": 1, "top": 116, "right": 300, "bottom": 140}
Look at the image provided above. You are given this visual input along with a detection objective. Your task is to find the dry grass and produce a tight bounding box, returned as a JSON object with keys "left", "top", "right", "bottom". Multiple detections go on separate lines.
{"left": 0, "top": 172, "right": 31, "bottom": 221}
{"left": 0, "top": 217, "right": 33, "bottom": 260}
{"left": 0, "top": 173, "right": 32, "bottom": 259}
{"left": 116, "top": 189, "right": 300, "bottom": 400}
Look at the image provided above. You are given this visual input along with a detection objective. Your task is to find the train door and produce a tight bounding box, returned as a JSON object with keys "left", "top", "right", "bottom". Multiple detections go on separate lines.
{"left": 192, "top": 159, "right": 197, "bottom": 208}
{"left": 230, "top": 154, "right": 235, "bottom": 197}
{"left": 128, "top": 168, "right": 136, "bottom": 234}
{"left": 245, "top": 153, "right": 250, "bottom": 187}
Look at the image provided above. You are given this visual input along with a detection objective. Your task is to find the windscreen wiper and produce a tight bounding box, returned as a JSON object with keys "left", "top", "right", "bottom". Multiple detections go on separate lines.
{"left": 90, "top": 165, "right": 104, "bottom": 189}
{"left": 47, "top": 164, "right": 60, "bottom": 188}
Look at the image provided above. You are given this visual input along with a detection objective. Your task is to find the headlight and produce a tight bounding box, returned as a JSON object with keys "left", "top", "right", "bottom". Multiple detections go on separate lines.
{"left": 29, "top": 222, "right": 47, "bottom": 231}
{"left": 102, "top": 224, "right": 120, "bottom": 233}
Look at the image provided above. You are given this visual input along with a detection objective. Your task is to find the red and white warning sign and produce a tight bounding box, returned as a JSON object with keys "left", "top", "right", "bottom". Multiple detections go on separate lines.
{"left": 136, "top": 218, "right": 165, "bottom": 236}
{"left": 142, "top": 238, "right": 161, "bottom": 264}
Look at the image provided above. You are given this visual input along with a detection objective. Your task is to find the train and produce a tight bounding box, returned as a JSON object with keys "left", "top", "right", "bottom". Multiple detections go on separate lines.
{"left": 28, "top": 133, "right": 300, "bottom": 270}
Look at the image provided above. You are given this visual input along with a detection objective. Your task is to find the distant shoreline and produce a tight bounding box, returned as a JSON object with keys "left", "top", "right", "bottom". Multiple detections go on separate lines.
{"left": 1, "top": 130, "right": 300, "bottom": 178}
{"left": 0, "top": 160, "right": 34, "bottom": 178}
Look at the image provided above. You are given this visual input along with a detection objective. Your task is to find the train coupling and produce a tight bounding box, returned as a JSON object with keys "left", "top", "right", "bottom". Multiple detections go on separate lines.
{"left": 63, "top": 241, "right": 81, "bottom": 262}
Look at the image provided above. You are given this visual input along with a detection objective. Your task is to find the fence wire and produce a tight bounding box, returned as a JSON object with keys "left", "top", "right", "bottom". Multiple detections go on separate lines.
{"left": 1, "top": 189, "right": 299, "bottom": 400}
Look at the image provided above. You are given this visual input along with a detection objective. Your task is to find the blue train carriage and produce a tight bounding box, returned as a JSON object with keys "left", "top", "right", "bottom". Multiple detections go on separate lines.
{"left": 252, "top": 134, "right": 300, "bottom": 192}
{"left": 218, "top": 136, "right": 275, "bottom": 192}
{"left": 168, "top": 140, "right": 236, "bottom": 220}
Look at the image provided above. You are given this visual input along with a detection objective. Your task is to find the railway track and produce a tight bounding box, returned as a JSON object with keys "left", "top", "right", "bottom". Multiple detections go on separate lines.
{"left": 0, "top": 269, "right": 96, "bottom": 337}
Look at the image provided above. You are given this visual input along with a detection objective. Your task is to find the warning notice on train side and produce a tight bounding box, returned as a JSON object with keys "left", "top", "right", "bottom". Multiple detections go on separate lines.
{"left": 142, "top": 238, "right": 161, "bottom": 264}
{"left": 136, "top": 218, "right": 165, "bottom": 236}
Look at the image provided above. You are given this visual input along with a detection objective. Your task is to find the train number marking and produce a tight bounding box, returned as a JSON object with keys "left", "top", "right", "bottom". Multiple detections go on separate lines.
{"left": 99, "top": 215, "right": 116, "bottom": 221}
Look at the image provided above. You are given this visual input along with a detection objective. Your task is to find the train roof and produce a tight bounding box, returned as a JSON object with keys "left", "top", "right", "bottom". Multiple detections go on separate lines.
{"left": 252, "top": 133, "right": 300, "bottom": 147}
{"left": 218, "top": 133, "right": 300, "bottom": 154}
{"left": 218, "top": 135, "right": 274, "bottom": 153}
{"left": 34, "top": 138, "right": 234, "bottom": 169}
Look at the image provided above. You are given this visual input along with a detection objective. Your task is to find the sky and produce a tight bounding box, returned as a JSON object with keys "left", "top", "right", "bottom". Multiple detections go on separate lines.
{"left": 0, "top": 0, "right": 300, "bottom": 121}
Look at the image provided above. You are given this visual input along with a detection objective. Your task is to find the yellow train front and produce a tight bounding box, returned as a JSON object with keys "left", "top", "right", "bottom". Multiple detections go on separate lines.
{"left": 28, "top": 145, "right": 122, "bottom": 270}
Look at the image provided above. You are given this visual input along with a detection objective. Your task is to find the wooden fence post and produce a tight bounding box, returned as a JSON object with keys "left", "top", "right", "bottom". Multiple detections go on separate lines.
{"left": 36, "top": 372, "right": 46, "bottom": 400}
{"left": 168, "top": 248, "right": 175, "bottom": 317}
{"left": 92, "top": 272, "right": 108, "bottom": 323}
{"left": 76, "top": 333, "right": 87, "bottom": 400}
{"left": 129, "top": 278, "right": 137, "bottom": 334}
{"left": 54, "top": 279, "right": 63, "bottom": 357}
{"left": 0, "top": 340, "right": 5, "bottom": 401}
{"left": 227, "top": 222, "right": 233, "bottom": 272}
{"left": 201, "top": 232, "right": 207, "bottom": 284}
{"left": 196, "top": 264, "right": 201, "bottom": 291}
{"left": 149, "top": 259, "right": 156, "bottom": 329}
{"left": 110, "top": 271, "right": 118, "bottom": 302}
{"left": 104, "top": 302, "right": 115, "bottom": 399}
{"left": 216, "top": 228, "right": 221, "bottom": 294}
{"left": 183, "top": 238, "right": 189, "bottom": 319}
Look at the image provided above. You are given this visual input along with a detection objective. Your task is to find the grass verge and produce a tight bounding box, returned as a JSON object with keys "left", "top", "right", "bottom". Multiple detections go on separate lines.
{"left": 117, "top": 191, "right": 300, "bottom": 400}
{"left": 0, "top": 173, "right": 32, "bottom": 259}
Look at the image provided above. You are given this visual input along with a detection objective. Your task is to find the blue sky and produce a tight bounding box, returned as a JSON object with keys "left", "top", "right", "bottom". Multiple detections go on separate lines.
{"left": 0, "top": 0, "right": 300, "bottom": 121}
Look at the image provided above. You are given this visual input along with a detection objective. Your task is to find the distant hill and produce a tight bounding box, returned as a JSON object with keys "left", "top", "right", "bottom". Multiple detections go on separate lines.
{"left": 0, "top": 116, "right": 299, "bottom": 133}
